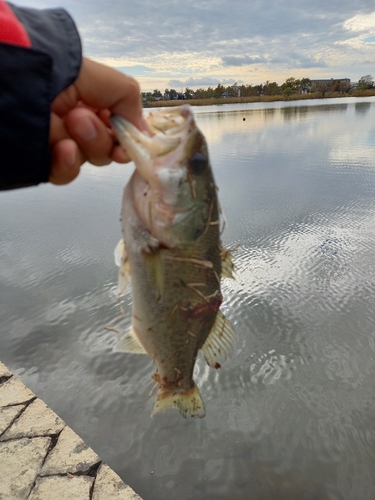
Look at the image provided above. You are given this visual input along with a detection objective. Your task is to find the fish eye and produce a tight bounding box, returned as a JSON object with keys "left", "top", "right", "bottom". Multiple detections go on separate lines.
{"left": 189, "top": 152, "right": 208, "bottom": 174}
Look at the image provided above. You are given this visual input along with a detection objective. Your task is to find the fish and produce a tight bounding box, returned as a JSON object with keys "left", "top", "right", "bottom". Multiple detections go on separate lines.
{"left": 110, "top": 105, "right": 234, "bottom": 418}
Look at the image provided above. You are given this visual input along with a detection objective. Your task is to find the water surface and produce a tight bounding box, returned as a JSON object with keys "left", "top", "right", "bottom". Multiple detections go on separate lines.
{"left": 1, "top": 97, "right": 375, "bottom": 499}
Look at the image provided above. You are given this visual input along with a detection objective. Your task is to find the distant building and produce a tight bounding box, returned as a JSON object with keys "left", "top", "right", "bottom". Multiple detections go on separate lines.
{"left": 310, "top": 78, "right": 351, "bottom": 92}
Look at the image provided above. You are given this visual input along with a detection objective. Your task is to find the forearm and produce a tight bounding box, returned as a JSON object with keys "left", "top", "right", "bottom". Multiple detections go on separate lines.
{"left": 0, "top": 2, "right": 82, "bottom": 190}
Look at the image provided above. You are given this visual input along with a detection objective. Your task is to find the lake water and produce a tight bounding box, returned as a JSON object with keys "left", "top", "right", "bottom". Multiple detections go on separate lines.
{"left": 1, "top": 97, "right": 375, "bottom": 499}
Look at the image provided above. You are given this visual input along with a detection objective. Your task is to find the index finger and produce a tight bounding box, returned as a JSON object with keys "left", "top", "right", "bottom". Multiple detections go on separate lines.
{"left": 52, "top": 58, "right": 144, "bottom": 130}
{"left": 75, "top": 58, "right": 143, "bottom": 129}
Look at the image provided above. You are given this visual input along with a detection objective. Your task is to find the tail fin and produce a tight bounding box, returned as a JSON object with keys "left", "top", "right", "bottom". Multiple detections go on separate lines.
{"left": 152, "top": 382, "right": 206, "bottom": 418}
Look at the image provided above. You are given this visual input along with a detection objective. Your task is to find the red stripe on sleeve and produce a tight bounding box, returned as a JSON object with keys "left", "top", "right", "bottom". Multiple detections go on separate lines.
{"left": 0, "top": 0, "right": 31, "bottom": 47}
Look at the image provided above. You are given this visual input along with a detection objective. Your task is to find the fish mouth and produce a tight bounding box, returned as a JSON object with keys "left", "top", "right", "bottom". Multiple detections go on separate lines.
{"left": 110, "top": 105, "right": 195, "bottom": 170}
{"left": 112, "top": 105, "right": 203, "bottom": 245}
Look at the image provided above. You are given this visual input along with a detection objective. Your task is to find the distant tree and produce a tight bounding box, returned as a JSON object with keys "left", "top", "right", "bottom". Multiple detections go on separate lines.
{"left": 281, "top": 77, "right": 301, "bottom": 94}
{"left": 282, "top": 77, "right": 311, "bottom": 94}
{"left": 300, "top": 78, "right": 312, "bottom": 93}
{"left": 143, "top": 92, "right": 155, "bottom": 102}
{"left": 184, "top": 87, "right": 194, "bottom": 100}
{"left": 282, "top": 86, "right": 293, "bottom": 98}
{"left": 249, "top": 85, "right": 260, "bottom": 96}
{"left": 152, "top": 89, "right": 162, "bottom": 98}
{"left": 314, "top": 81, "right": 331, "bottom": 98}
{"left": 238, "top": 84, "right": 250, "bottom": 97}
{"left": 229, "top": 82, "right": 239, "bottom": 97}
{"left": 339, "top": 80, "right": 350, "bottom": 93}
{"left": 169, "top": 88, "right": 178, "bottom": 100}
{"left": 194, "top": 88, "right": 208, "bottom": 99}
{"left": 214, "top": 83, "right": 225, "bottom": 98}
{"left": 264, "top": 81, "right": 280, "bottom": 95}
{"left": 224, "top": 84, "right": 235, "bottom": 97}
{"left": 357, "top": 75, "right": 374, "bottom": 89}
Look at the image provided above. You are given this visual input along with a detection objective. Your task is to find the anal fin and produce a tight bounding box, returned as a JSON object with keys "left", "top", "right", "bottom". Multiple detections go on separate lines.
{"left": 118, "top": 325, "right": 147, "bottom": 354}
{"left": 152, "top": 382, "right": 205, "bottom": 418}
{"left": 200, "top": 310, "right": 235, "bottom": 368}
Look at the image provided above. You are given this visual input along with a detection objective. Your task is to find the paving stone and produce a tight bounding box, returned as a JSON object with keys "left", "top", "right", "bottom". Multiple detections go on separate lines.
{"left": 0, "top": 404, "right": 25, "bottom": 435}
{"left": 41, "top": 425, "right": 100, "bottom": 475}
{"left": 0, "top": 376, "right": 35, "bottom": 407}
{"left": 0, "top": 436, "right": 50, "bottom": 499}
{"left": 92, "top": 463, "right": 142, "bottom": 500}
{"left": 0, "top": 361, "right": 12, "bottom": 378}
{"left": 1, "top": 398, "right": 65, "bottom": 440}
{"left": 29, "top": 475, "right": 94, "bottom": 500}
{"left": 0, "top": 362, "right": 143, "bottom": 499}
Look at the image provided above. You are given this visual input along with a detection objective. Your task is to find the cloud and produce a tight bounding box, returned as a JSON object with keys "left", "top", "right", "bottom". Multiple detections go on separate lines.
{"left": 167, "top": 76, "right": 242, "bottom": 88}
{"left": 10, "top": 0, "right": 375, "bottom": 88}
{"left": 297, "top": 59, "right": 328, "bottom": 69}
{"left": 343, "top": 11, "right": 375, "bottom": 33}
{"left": 28, "top": 0, "right": 372, "bottom": 62}
{"left": 289, "top": 54, "right": 328, "bottom": 69}
{"left": 222, "top": 79, "right": 244, "bottom": 84}
{"left": 168, "top": 77, "right": 220, "bottom": 87}
{"left": 116, "top": 65, "right": 155, "bottom": 76}
{"left": 221, "top": 55, "right": 266, "bottom": 67}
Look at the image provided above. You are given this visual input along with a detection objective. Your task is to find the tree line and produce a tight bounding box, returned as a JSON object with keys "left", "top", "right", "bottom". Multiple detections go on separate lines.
{"left": 142, "top": 75, "right": 374, "bottom": 102}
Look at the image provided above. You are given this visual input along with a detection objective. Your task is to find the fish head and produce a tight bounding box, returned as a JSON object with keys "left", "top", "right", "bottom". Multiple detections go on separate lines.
{"left": 111, "top": 105, "right": 217, "bottom": 248}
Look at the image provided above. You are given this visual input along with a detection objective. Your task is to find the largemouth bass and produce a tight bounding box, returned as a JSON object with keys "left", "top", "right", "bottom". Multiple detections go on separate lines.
{"left": 111, "top": 105, "right": 234, "bottom": 418}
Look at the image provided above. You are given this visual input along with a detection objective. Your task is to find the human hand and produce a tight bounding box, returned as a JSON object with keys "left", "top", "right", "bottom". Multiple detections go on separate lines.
{"left": 49, "top": 57, "right": 144, "bottom": 185}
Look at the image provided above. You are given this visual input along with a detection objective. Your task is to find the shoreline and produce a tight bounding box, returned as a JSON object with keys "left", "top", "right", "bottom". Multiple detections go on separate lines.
{"left": 145, "top": 89, "right": 375, "bottom": 108}
{"left": 0, "top": 361, "right": 142, "bottom": 499}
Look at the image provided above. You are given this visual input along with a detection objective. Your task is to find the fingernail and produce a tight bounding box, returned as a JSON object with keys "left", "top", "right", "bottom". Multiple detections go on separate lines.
{"left": 73, "top": 117, "right": 97, "bottom": 142}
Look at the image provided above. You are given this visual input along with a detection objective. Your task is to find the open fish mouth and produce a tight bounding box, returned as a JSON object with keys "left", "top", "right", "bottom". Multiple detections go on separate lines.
{"left": 110, "top": 105, "right": 195, "bottom": 164}
{"left": 110, "top": 105, "right": 207, "bottom": 239}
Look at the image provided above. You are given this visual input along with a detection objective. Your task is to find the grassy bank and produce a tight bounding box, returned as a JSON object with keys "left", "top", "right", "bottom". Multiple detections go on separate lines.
{"left": 146, "top": 89, "right": 375, "bottom": 108}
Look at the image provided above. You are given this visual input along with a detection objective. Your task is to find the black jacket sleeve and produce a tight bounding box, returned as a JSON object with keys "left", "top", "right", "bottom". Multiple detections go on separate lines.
{"left": 0, "top": 4, "right": 82, "bottom": 190}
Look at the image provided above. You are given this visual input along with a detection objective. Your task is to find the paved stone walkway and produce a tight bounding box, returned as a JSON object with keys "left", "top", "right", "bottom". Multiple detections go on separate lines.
{"left": 0, "top": 362, "right": 142, "bottom": 500}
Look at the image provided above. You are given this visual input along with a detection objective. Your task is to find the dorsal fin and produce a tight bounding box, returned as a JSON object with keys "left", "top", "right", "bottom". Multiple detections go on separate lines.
{"left": 118, "top": 325, "right": 147, "bottom": 354}
{"left": 114, "top": 238, "right": 131, "bottom": 296}
{"left": 200, "top": 311, "right": 235, "bottom": 368}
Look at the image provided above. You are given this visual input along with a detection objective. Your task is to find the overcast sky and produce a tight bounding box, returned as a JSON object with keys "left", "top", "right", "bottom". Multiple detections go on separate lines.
{"left": 12, "top": 0, "right": 375, "bottom": 91}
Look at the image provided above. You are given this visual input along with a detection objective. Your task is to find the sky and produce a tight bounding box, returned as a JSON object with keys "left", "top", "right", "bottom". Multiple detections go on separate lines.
{"left": 12, "top": 0, "right": 375, "bottom": 92}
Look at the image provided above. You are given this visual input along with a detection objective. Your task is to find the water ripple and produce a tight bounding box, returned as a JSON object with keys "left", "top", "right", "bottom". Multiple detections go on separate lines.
{"left": 2, "top": 101, "right": 375, "bottom": 499}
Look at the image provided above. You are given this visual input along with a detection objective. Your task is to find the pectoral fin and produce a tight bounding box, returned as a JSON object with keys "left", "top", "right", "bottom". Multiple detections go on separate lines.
{"left": 118, "top": 325, "right": 147, "bottom": 354}
{"left": 114, "top": 238, "right": 131, "bottom": 296}
{"left": 200, "top": 310, "right": 235, "bottom": 369}
{"left": 220, "top": 247, "right": 235, "bottom": 279}
{"left": 152, "top": 382, "right": 205, "bottom": 418}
